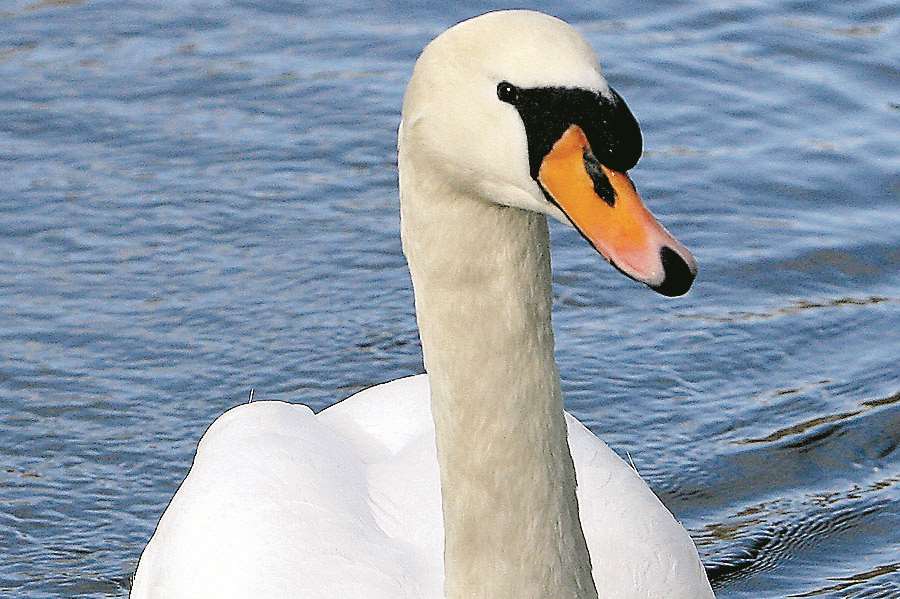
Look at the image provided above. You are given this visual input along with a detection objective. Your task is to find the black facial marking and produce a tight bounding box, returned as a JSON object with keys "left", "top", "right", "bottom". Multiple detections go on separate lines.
{"left": 582, "top": 148, "right": 615, "bottom": 207}
{"left": 499, "top": 85, "right": 642, "bottom": 177}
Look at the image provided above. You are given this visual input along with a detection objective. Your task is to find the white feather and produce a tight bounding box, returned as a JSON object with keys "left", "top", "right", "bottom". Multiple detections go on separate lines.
{"left": 133, "top": 376, "right": 710, "bottom": 598}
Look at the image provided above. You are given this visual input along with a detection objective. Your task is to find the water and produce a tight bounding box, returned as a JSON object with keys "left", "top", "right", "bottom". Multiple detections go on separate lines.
{"left": 0, "top": 0, "right": 897, "bottom": 596}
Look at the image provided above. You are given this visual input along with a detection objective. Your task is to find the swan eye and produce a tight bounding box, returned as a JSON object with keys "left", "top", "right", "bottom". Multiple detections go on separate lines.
{"left": 497, "top": 81, "right": 518, "bottom": 104}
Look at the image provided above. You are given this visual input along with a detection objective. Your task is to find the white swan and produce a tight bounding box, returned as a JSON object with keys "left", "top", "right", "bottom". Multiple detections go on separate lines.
{"left": 131, "top": 10, "right": 714, "bottom": 599}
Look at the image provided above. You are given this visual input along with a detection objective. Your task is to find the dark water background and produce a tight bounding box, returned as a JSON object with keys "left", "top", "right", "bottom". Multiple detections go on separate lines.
{"left": 1, "top": 0, "right": 898, "bottom": 597}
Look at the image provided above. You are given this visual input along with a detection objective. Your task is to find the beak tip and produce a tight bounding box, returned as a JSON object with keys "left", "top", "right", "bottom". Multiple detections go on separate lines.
{"left": 652, "top": 246, "right": 697, "bottom": 297}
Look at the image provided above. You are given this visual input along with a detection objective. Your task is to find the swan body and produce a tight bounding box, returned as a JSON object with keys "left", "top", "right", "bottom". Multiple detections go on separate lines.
{"left": 132, "top": 376, "right": 710, "bottom": 599}
{"left": 133, "top": 10, "right": 713, "bottom": 598}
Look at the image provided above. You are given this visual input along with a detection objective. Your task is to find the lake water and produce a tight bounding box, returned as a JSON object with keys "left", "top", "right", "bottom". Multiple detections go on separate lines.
{"left": 1, "top": 0, "right": 898, "bottom": 597}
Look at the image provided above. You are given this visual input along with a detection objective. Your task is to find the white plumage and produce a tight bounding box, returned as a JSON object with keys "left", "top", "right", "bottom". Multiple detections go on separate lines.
{"left": 132, "top": 376, "right": 710, "bottom": 598}
{"left": 132, "top": 10, "right": 714, "bottom": 598}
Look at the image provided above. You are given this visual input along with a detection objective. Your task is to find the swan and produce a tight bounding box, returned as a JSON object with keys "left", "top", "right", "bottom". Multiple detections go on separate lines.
{"left": 131, "top": 10, "right": 714, "bottom": 599}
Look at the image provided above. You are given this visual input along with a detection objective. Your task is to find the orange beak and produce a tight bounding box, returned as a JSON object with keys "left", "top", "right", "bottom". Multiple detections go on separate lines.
{"left": 538, "top": 125, "right": 697, "bottom": 296}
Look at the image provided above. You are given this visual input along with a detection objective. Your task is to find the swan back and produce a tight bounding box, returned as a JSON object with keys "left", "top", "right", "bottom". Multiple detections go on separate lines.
{"left": 131, "top": 390, "right": 442, "bottom": 599}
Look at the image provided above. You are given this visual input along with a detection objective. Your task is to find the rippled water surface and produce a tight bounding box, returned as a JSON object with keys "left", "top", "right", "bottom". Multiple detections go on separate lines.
{"left": 1, "top": 0, "right": 898, "bottom": 597}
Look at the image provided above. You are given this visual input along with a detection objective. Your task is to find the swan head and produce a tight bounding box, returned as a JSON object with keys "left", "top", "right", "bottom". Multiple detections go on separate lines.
{"left": 400, "top": 10, "right": 697, "bottom": 296}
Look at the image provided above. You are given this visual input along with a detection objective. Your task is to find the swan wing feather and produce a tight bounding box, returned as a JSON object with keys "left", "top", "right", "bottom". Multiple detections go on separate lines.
{"left": 132, "top": 374, "right": 710, "bottom": 598}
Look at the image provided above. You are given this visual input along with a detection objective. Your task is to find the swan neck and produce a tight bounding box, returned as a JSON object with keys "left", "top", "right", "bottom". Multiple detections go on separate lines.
{"left": 400, "top": 169, "right": 597, "bottom": 599}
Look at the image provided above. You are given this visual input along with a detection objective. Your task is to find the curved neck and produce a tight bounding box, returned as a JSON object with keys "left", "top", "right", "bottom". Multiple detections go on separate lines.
{"left": 400, "top": 161, "right": 597, "bottom": 599}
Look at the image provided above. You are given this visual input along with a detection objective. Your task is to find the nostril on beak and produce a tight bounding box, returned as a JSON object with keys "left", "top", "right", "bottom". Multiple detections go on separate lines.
{"left": 653, "top": 246, "right": 696, "bottom": 297}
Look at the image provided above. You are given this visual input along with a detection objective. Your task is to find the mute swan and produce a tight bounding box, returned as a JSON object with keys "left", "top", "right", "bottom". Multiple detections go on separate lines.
{"left": 131, "top": 10, "right": 714, "bottom": 599}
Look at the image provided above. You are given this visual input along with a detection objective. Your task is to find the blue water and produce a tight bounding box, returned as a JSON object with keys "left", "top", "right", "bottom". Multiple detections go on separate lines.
{"left": 1, "top": 1, "right": 898, "bottom": 597}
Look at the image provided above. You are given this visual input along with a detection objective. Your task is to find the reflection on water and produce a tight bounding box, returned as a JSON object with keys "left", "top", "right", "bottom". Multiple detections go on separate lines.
{"left": 703, "top": 476, "right": 898, "bottom": 594}
{"left": 679, "top": 295, "right": 893, "bottom": 324}
{"left": 0, "top": 0, "right": 898, "bottom": 597}
{"left": 738, "top": 390, "right": 898, "bottom": 446}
